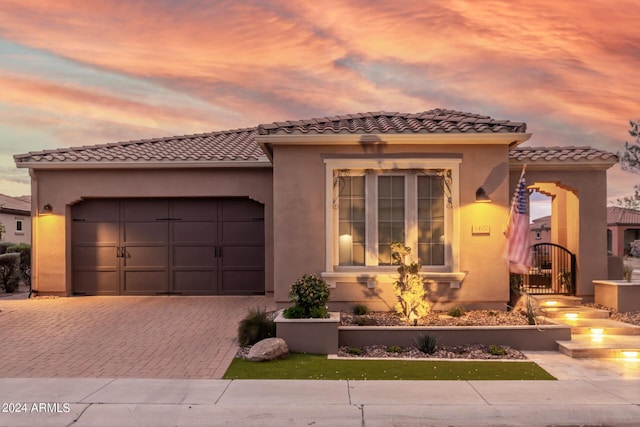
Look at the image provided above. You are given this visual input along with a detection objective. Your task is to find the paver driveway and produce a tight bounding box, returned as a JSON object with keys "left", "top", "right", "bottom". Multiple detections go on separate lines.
{"left": 0, "top": 296, "right": 274, "bottom": 379}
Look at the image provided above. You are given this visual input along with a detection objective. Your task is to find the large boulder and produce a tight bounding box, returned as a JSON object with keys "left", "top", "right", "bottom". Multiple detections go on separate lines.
{"left": 247, "top": 337, "right": 289, "bottom": 362}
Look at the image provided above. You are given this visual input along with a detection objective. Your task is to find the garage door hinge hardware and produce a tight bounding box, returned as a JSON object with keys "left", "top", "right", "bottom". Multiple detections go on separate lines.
{"left": 116, "top": 247, "right": 127, "bottom": 258}
{"left": 214, "top": 246, "right": 223, "bottom": 258}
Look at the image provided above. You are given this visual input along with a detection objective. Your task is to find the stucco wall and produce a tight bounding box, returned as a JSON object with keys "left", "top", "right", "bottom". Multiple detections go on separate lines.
{"left": 272, "top": 143, "right": 512, "bottom": 310}
{"left": 0, "top": 211, "right": 31, "bottom": 245}
{"left": 30, "top": 167, "right": 273, "bottom": 295}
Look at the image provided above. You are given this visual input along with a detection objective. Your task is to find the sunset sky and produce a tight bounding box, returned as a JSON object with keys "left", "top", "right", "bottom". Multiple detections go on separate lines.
{"left": 0, "top": 0, "right": 638, "bottom": 213}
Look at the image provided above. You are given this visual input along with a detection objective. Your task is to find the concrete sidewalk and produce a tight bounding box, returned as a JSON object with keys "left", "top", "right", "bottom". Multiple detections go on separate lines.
{"left": 0, "top": 377, "right": 639, "bottom": 426}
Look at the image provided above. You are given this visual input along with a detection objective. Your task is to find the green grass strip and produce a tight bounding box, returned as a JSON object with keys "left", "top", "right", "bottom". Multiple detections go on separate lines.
{"left": 224, "top": 353, "right": 556, "bottom": 380}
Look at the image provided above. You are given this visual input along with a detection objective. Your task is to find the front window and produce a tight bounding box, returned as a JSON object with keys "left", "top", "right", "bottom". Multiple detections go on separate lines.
{"left": 329, "top": 160, "right": 457, "bottom": 271}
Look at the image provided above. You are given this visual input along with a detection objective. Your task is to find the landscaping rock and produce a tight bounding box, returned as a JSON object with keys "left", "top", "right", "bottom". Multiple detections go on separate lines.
{"left": 247, "top": 337, "right": 289, "bottom": 362}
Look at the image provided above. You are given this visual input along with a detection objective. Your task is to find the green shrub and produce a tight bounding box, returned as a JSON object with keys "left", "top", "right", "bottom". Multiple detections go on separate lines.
{"left": 237, "top": 307, "right": 275, "bottom": 346}
{"left": 0, "top": 253, "right": 20, "bottom": 293}
{"left": 386, "top": 345, "right": 403, "bottom": 353}
{"left": 488, "top": 345, "right": 507, "bottom": 356}
{"left": 352, "top": 304, "right": 369, "bottom": 315}
{"left": 348, "top": 347, "right": 362, "bottom": 355}
{"left": 447, "top": 306, "right": 466, "bottom": 317}
{"left": 7, "top": 243, "right": 30, "bottom": 286}
{"left": 354, "top": 316, "right": 377, "bottom": 326}
{"left": 0, "top": 242, "right": 14, "bottom": 255}
{"left": 391, "top": 242, "right": 431, "bottom": 321}
{"left": 414, "top": 332, "right": 437, "bottom": 354}
{"left": 282, "top": 305, "right": 307, "bottom": 319}
{"left": 283, "top": 274, "right": 331, "bottom": 319}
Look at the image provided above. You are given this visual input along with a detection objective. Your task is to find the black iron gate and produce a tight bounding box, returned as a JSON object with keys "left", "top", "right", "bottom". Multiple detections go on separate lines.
{"left": 522, "top": 243, "right": 576, "bottom": 295}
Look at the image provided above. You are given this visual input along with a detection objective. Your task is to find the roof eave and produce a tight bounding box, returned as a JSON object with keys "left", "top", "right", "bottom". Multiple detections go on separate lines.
{"left": 14, "top": 160, "right": 273, "bottom": 170}
{"left": 257, "top": 132, "right": 531, "bottom": 155}
{"left": 509, "top": 159, "right": 618, "bottom": 171}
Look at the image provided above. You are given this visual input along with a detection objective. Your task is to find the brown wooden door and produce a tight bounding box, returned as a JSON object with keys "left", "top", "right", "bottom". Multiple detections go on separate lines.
{"left": 71, "top": 199, "right": 120, "bottom": 295}
{"left": 219, "top": 198, "right": 265, "bottom": 295}
{"left": 72, "top": 198, "right": 264, "bottom": 295}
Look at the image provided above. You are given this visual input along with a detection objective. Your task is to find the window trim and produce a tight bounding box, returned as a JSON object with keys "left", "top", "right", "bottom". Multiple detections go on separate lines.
{"left": 323, "top": 158, "right": 462, "bottom": 286}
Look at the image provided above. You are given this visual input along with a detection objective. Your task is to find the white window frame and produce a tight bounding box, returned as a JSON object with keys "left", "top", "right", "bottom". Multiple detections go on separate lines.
{"left": 323, "top": 158, "right": 464, "bottom": 288}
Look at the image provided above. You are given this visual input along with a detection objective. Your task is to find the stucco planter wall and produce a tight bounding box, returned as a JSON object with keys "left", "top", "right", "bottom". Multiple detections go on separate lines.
{"left": 594, "top": 280, "right": 640, "bottom": 312}
{"left": 339, "top": 325, "right": 570, "bottom": 351}
{"left": 275, "top": 312, "right": 340, "bottom": 354}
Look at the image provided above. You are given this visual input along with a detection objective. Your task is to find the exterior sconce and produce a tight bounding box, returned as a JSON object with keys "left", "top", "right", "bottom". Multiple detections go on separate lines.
{"left": 42, "top": 204, "right": 53, "bottom": 214}
{"left": 475, "top": 187, "right": 491, "bottom": 203}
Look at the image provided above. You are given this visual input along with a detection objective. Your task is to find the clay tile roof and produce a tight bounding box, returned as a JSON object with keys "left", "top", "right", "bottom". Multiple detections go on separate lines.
{"left": 14, "top": 128, "right": 268, "bottom": 165}
{"left": 607, "top": 207, "right": 640, "bottom": 225}
{"left": 509, "top": 146, "right": 617, "bottom": 164}
{"left": 257, "top": 109, "right": 527, "bottom": 135}
{"left": 0, "top": 193, "right": 31, "bottom": 214}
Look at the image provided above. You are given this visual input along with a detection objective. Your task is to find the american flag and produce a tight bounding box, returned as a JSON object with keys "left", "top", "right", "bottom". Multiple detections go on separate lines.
{"left": 506, "top": 167, "right": 532, "bottom": 274}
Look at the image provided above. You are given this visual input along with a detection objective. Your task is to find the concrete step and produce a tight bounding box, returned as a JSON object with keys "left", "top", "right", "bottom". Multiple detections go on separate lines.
{"left": 540, "top": 306, "right": 611, "bottom": 319}
{"left": 530, "top": 295, "right": 583, "bottom": 308}
{"left": 557, "top": 335, "right": 640, "bottom": 359}
{"left": 558, "top": 318, "right": 640, "bottom": 336}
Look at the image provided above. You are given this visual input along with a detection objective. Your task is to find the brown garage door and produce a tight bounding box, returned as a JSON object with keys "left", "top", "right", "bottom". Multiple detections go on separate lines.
{"left": 71, "top": 198, "right": 265, "bottom": 295}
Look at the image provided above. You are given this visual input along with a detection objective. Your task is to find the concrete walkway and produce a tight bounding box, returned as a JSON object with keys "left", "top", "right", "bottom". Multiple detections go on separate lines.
{"left": 0, "top": 376, "right": 639, "bottom": 426}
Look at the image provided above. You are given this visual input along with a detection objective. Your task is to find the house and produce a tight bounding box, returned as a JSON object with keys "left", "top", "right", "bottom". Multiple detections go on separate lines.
{"left": 607, "top": 206, "right": 640, "bottom": 256}
{"left": 0, "top": 194, "right": 31, "bottom": 245}
{"left": 14, "top": 109, "right": 618, "bottom": 308}
{"left": 530, "top": 215, "right": 551, "bottom": 243}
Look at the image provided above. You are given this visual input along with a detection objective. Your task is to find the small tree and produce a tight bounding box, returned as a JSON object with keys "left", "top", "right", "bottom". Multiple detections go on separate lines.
{"left": 391, "top": 242, "right": 431, "bottom": 321}
{"left": 619, "top": 119, "right": 640, "bottom": 173}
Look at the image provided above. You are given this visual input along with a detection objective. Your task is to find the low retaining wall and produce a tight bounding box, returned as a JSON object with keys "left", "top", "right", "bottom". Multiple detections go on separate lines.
{"left": 339, "top": 325, "right": 570, "bottom": 351}
{"left": 275, "top": 312, "right": 340, "bottom": 354}
{"left": 594, "top": 280, "right": 640, "bottom": 312}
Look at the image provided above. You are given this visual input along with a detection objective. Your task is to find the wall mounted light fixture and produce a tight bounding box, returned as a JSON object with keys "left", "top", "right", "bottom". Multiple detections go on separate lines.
{"left": 42, "top": 204, "right": 53, "bottom": 214}
{"left": 475, "top": 187, "right": 491, "bottom": 203}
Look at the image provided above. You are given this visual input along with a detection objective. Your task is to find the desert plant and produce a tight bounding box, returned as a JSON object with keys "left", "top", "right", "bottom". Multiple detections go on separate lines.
{"left": 623, "top": 263, "right": 634, "bottom": 282}
{"left": 283, "top": 274, "right": 331, "bottom": 318}
{"left": 414, "top": 332, "right": 437, "bottom": 354}
{"left": 447, "top": 306, "right": 466, "bottom": 317}
{"left": 524, "top": 294, "right": 536, "bottom": 325}
{"left": 352, "top": 304, "right": 369, "bottom": 315}
{"left": 354, "top": 316, "right": 377, "bottom": 326}
{"left": 237, "top": 307, "right": 275, "bottom": 346}
{"left": 7, "top": 243, "right": 30, "bottom": 287}
{"left": 386, "top": 345, "right": 403, "bottom": 353}
{"left": 391, "top": 242, "right": 430, "bottom": 321}
{"left": 488, "top": 345, "right": 507, "bottom": 356}
{"left": 0, "top": 242, "right": 13, "bottom": 255}
{"left": 348, "top": 347, "right": 363, "bottom": 355}
{"left": 0, "top": 253, "right": 20, "bottom": 293}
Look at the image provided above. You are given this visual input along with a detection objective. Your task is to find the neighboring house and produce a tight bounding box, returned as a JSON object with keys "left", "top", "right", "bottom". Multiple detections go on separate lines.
{"left": 530, "top": 215, "right": 551, "bottom": 244}
{"left": 607, "top": 206, "right": 640, "bottom": 256}
{"left": 14, "top": 109, "right": 617, "bottom": 308}
{"left": 0, "top": 194, "right": 31, "bottom": 245}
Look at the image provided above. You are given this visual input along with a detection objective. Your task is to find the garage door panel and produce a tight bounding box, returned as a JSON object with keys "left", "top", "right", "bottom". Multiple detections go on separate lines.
{"left": 73, "top": 222, "right": 119, "bottom": 245}
{"left": 220, "top": 271, "right": 263, "bottom": 295}
{"left": 124, "top": 246, "right": 167, "bottom": 268}
{"left": 123, "top": 222, "right": 166, "bottom": 244}
{"left": 172, "top": 200, "right": 218, "bottom": 221}
{"left": 173, "top": 246, "right": 216, "bottom": 267}
{"left": 122, "top": 200, "right": 168, "bottom": 221}
{"left": 123, "top": 271, "right": 167, "bottom": 293}
{"left": 172, "top": 222, "right": 216, "bottom": 243}
{"left": 222, "top": 247, "right": 264, "bottom": 268}
{"left": 221, "top": 199, "right": 263, "bottom": 220}
{"left": 73, "top": 247, "right": 118, "bottom": 269}
{"left": 72, "top": 200, "right": 119, "bottom": 222}
{"left": 172, "top": 271, "right": 216, "bottom": 293}
{"left": 73, "top": 271, "right": 119, "bottom": 295}
{"left": 221, "top": 222, "right": 264, "bottom": 244}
